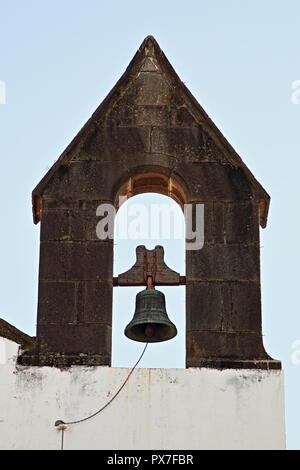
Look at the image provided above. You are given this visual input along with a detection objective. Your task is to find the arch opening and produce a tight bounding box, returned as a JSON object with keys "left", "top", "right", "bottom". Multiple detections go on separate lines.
{"left": 112, "top": 193, "right": 185, "bottom": 368}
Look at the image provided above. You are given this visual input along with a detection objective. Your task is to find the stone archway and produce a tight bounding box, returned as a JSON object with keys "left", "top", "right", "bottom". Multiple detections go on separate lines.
{"left": 112, "top": 192, "right": 186, "bottom": 368}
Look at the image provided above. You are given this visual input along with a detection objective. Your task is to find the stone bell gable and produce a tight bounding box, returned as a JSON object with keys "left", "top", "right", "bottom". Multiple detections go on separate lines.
{"left": 17, "top": 36, "right": 280, "bottom": 369}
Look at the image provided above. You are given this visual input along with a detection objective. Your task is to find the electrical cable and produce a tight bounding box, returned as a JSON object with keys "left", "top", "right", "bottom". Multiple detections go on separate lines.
{"left": 55, "top": 343, "right": 148, "bottom": 449}
{"left": 61, "top": 427, "right": 64, "bottom": 451}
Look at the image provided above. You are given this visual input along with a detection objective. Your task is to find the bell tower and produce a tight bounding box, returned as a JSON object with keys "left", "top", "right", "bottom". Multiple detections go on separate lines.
{"left": 19, "top": 35, "right": 280, "bottom": 370}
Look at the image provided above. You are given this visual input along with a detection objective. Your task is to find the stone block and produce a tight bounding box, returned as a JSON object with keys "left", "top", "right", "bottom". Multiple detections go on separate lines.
{"left": 38, "top": 281, "right": 76, "bottom": 324}
{"left": 186, "top": 280, "right": 262, "bottom": 333}
{"left": 43, "top": 160, "right": 126, "bottom": 200}
{"left": 105, "top": 105, "right": 171, "bottom": 127}
{"left": 151, "top": 127, "right": 226, "bottom": 163}
{"left": 203, "top": 202, "right": 225, "bottom": 244}
{"left": 76, "top": 281, "right": 112, "bottom": 323}
{"left": 186, "top": 281, "right": 231, "bottom": 331}
{"left": 170, "top": 105, "right": 198, "bottom": 128}
{"left": 186, "top": 244, "right": 260, "bottom": 281}
{"left": 186, "top": 330, "right": 269, "bottom": 363}
{"left": 176, "top": 162, "right": 252, "bottom": 201}
{"left": 39, "top": 241, "right": 113, "bottom": 281}
{"left": 69, "top": 206, "right": 112, "bottom": 241}
{"left": 225, "top": 202, "right": 260, "bottom": 244}
{"left": 40, "top": 210, "right": 69, "bottom": 241}
{"left": 38, "top": 323, "right": 112, "bottom": 355}
{"left": 230, "top": 282, "right": 262, "bottom": 331}
{"left": 134, "top": 72, "right": 172, "bottom": 105}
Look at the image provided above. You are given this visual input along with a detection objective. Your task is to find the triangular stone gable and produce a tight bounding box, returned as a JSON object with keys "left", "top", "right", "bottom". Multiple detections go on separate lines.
{"left": 32, "top": 36, "right": 269, "bottom": 226}
{"left": 70, "top": 48, "right": 226, "bottom": 166}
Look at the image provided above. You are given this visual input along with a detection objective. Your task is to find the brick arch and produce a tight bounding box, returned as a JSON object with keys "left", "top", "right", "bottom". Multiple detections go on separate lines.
{"left": 114, "top": 169, "right": 188, "bottom": 211}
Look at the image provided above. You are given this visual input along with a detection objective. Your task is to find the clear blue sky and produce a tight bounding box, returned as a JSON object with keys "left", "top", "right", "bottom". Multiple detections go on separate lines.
{"left": 0, "top": 0, "right": 299, "bottom": 449}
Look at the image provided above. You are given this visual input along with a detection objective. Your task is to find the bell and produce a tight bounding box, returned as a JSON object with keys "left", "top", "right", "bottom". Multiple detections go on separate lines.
{"left": 124, "top": 288, "right": 177, "bottom": 343}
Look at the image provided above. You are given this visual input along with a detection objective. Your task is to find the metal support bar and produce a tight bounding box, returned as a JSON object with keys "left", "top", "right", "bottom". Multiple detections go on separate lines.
{"left": 113, "top": 275, "right": 186, "bottom": 287}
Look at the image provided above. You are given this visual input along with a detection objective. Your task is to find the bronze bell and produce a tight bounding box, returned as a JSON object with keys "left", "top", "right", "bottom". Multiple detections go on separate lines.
{"left": 124, "top": 287, "right": 177, "bottom": 343}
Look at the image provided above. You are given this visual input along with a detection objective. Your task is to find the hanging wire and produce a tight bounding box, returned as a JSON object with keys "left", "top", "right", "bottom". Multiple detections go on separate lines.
{"left": 55, "top": 343, "right": 148, "bottom": 449}
{"left": 61, "top": 427, "right": 64, "bottom": 451}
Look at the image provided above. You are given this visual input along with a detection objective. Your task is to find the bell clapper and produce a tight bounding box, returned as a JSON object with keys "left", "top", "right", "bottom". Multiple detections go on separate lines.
{"left": 145, "top": 324, "right": 154, "bottom": 338}
{"left": 147, "top": 276, "right": 154, "bottom": 290}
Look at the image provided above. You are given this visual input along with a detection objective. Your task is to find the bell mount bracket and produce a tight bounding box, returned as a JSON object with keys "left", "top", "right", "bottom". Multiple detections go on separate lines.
{"left": 113, "top": 245, "right": 186, "bottom": 287}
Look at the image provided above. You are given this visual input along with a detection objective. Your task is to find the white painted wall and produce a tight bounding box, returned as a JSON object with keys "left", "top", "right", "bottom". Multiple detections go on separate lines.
{"left": 0, "top": 338, "right": 285, "bottom": 450}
